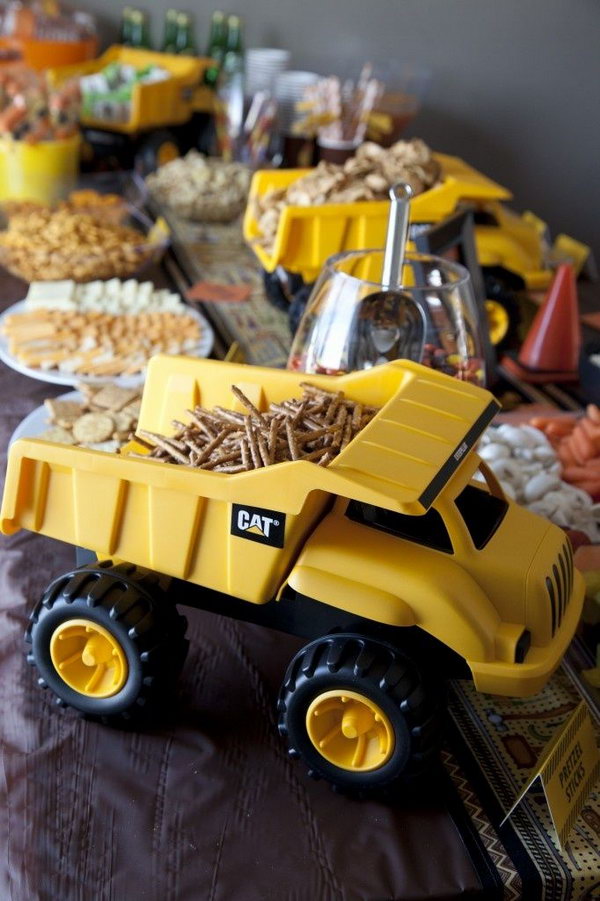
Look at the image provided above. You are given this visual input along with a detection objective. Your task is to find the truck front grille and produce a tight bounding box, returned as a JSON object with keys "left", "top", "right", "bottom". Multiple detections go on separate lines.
{"left": 545, "top": 541, "right": 574, "bottom": 637}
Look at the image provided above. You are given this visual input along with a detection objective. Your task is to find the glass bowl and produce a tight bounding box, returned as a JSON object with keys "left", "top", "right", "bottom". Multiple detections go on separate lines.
{"left": 0, "top": 204, "right": 169, "bottom": 283}
{"left": 288, "top": 249, "right": 486, "bottom": 385}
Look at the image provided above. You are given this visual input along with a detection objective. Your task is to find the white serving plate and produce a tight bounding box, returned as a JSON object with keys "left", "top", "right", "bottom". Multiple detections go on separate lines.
{"left": 0, "top": 299, "right": 214, "bottom": 388}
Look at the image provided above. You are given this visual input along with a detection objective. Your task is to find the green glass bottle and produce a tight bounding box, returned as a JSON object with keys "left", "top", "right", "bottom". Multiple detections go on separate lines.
{"left": 222, "top": 14, "right": 244, "bottom": 75}
{"left": 120, "top": 6, "right": 133, "bottom": 46}
{"left": 204, "top": 10, "right": 226, "bottom": 86}
{"left": 161, "top": 8, "right": 179, "bottom": 53}
{"left": 129, "top": 10, "right": 152, "bottom": 49}
{"left": 174, "top": 12, "right": 197, "bottom": 56}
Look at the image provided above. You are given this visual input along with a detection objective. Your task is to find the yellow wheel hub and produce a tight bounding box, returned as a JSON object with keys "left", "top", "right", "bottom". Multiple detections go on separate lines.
{"left": 50, "top": 619, "right": 128, "bottom": 699}
{"left": 156, "top": 141, "right": 179, "bottom": 167}
{"left": 485, "top": 299, "right": 510, "bottom": 345}
{"left": 306, "top": 689, "right": 395, "bottom": 772}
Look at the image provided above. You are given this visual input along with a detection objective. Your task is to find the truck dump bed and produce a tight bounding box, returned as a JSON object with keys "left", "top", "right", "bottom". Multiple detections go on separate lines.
{"left": 244, "top": 153, "right": 511, "bottom": 281}
{"left": 1, "top": 357, "right": 499, "bottom": 603}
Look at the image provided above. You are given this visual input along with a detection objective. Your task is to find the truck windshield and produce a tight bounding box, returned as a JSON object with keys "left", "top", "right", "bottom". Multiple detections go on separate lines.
{"left": 454, "top": 483, "right": 508, "bottom": 549}
{"left": 346, "top": 501, "right": 453, "bottom": 554}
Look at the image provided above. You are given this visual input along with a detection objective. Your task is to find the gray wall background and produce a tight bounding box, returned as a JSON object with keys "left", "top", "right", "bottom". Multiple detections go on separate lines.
{"left": 81, "top": 0, "right": 600, "bottom": 257}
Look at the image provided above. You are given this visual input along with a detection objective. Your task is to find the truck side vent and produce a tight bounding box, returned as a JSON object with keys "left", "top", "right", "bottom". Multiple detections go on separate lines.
{"left": 546, "top": 576, "right": 557, "bottom": 636}
{"left": 546, "top": 542, "right": 573, "bottom": 637}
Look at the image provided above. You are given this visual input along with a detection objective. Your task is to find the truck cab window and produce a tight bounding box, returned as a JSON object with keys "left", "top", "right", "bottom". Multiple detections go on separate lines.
{"left": 346, "top": 500, "right": 453, "bottom": 554}
{"left": 472, "top": 209, "right": 499, "bottom": 227}
{"left": 455, "top": 484, "right": 508, "bottom": 549}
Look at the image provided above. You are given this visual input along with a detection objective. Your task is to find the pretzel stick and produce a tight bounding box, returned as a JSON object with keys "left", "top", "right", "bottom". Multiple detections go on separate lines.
{"left": 340, "top": 415, "right": 353, "bottom": 450}
{"left": 291, "top": 400, "right": 309, "bottom": 425}
{"left": 241, "top": 438, "right": 251, "bottom": 470}
{"left": 331, "top": 408, "right": 347, "bottom": 449}
{"left": 268, "top": 417, "right": 280, "bottom": 462}
{"left": 325, "top": 392, "right": 344, "bottom": 424}
{"left": 300, "top": 446, "right": 331, "bottom": 462}
{"left": 184, "top": 438, "right": 206, "bottom": 456}
{"left": 200, "top": 449, "right": 243, "bottom": 470}
{"left": 137, "top": 430, "right": 190, "bottom": 465}
{"left": 257, "top": 431, "right": 270, "bottom": 467}
{"left": 187, "top": 410, "right": 216, "bottom": 438}
{"left": 245, "top": 418, "right": 262, "bottom": 468}
{"left": 285, "top": 418, "right": 300, "bottom": 460}
{"left": 231, "top": 385, "right": 267, "bottom": 425}
{"left": 295, "top": 426, "right": 339, "bottom": 444}
{"left": 214, "top": 406, "right": 247, "bottom": 425}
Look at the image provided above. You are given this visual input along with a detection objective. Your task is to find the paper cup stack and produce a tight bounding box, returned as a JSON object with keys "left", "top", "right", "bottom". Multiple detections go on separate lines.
{"left": 245, "top": 48, "right": 291, "bottom": 96}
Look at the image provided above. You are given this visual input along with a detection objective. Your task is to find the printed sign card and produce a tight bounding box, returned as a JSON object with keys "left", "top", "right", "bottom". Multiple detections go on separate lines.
{"left": 187, "top": 281, "right": 252, "bottom": 303}
{"left": 501, "top": 702, "right": 600, "bottom": 848}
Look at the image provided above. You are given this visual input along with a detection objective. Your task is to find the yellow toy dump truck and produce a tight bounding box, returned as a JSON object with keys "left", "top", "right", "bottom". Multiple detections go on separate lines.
{"left": 1, "top": 356, "right": 584, "bottom": 793}
{"left": 244, "top": 153, "right": 558, "bottom": 291}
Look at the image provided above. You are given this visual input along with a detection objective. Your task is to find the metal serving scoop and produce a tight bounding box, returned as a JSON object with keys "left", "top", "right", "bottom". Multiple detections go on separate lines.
{"left": 348, "top": 182, "right": 426, "bottom": 370}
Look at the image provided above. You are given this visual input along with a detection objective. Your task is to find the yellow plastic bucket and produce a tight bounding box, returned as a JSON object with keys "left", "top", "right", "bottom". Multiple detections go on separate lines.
{"left": 0, "top": 134, "right": 80, "bottom": 205}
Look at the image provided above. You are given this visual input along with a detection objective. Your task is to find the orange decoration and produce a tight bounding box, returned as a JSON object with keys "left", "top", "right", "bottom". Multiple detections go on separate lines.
{"left": 503, "top": 264, "right": 581, "bottom": 383}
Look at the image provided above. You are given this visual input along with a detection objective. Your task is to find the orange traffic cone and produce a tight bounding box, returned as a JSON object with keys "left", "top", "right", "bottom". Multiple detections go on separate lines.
{"left": 502, "top": 264, "right": 580, "bottom": 383}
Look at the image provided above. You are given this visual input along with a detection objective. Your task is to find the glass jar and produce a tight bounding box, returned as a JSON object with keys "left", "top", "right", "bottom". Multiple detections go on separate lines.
{"left": 288, "top": 249, "right": 485, "bottom": 386}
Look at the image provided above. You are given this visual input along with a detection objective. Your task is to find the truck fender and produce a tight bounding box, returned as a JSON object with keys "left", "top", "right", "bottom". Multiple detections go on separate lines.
{"left": 286, "top": 564, "right": 417, "bottom": 627}
{"left": 285, "top": 555, "right": 500, "bottom": 664}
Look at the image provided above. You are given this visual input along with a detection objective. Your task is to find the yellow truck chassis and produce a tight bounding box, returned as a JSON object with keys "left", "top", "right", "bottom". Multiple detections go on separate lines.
{"left": 1, "top": 356, "right": 584, "bottom": 794}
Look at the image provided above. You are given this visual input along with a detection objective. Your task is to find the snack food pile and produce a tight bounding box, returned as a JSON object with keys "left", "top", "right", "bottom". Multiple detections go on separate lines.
{"left": 146, "top": 151, "right": 251, "bottom": 223}
{"left": 2, "top": 188, "right": 126, "bottom": 224}
{"left": 57, "top": 189, "right": 127, "bottom": 224}
{"left": 135, "top": 382, "right": 379, "bottom": 471}
{"left": 0, "top": 68, "right": 80, "bottom": 143}
{"left": 0, "top": 207, "right": 157, "bottom": 281}
{"left": 2, "top": 308, "right": 203, "bottom": 377}
{"left": 252, "top": 139, "right": 439, "bottom": 252}
{"left": 480, "top": 422, "right": 600, "bottom": 542}
{"left": 39, "top": 383, "right": 141, "bottom": 452}
{"left": 80, "top": 62, "right": 169, "bottom": 125}
{"left": 25, "top": 278, "right": 184, "bottom": 314}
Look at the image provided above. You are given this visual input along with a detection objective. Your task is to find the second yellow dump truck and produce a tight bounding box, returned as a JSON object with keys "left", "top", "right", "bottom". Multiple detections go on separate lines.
{"left": 1, "top": 356, "right": 584, "bottom": 793}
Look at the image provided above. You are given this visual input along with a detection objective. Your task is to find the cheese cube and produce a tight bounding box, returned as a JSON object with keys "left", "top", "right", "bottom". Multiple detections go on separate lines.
{"left": 26, "top": 280, "right": 76, "bottom": 308}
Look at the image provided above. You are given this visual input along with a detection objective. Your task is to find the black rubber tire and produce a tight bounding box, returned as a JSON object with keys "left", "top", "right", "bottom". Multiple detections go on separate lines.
{"left": 288, "top": 283, "right": 314, "bottom": 337}
{"left": 262, "top": 268, "right": 291, "bottom": 312}
{"left": 25, "top": 561, "right": 188, "bottom": 726}
{"left": 483, "top": 267, "right": 524, "bottom": 352}
{"left": 277, "top": 634, "right": 442, "bottom": 794}
{"left": 134, "top": 129, "right": 180, "bottom": 176}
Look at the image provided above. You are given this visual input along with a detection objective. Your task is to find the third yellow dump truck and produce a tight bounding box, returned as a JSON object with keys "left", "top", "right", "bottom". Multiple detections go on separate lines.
{"left": 0, "top": 356, "right": 584, "bottom": 793}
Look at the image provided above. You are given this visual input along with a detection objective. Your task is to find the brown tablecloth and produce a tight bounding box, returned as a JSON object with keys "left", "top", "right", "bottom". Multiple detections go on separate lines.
{"left": 0, "top": 273, "right": 484, "bottom": 901}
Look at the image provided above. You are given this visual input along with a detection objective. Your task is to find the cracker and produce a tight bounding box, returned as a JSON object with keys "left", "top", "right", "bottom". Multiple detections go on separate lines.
{"left": 44, "top": 398, "right": 84, "bottom": 425}
{"left": 72, "top": 412, "right": 114, "bottom": 444}
{"left": 37, "top": 426, "right": 76, "bottom": 445}
{"left": 77, "top": 383, "right": 139, "bottom": 411}
{"left": 111, "top": 410, "right": 135, "bottom": 433}
{"left": 122, "top": 398, "right": 142, "bottom": 418}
